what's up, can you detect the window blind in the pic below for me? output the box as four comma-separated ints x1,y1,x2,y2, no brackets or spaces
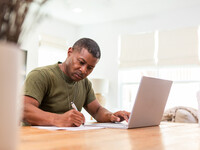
39,34,67,50
119,33,156,68
157,27,199,66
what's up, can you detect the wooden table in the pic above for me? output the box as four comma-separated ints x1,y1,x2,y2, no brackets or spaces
18,122,200,150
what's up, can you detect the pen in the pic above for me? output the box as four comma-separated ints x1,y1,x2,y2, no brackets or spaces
71,102,78,111
71,102,84,125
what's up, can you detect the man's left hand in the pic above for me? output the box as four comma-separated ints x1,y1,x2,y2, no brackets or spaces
110,111,130,122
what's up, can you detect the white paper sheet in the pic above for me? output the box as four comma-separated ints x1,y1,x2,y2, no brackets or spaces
32,125,104,131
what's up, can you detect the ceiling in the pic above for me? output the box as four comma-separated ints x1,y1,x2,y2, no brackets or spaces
41,0,200,25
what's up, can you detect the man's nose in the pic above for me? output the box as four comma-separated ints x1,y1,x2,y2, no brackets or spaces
80,65,87,74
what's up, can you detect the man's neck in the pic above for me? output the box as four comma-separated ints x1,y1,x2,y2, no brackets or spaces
58,63,67,75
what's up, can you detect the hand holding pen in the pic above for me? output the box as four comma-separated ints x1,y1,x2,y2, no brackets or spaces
71,102,85,125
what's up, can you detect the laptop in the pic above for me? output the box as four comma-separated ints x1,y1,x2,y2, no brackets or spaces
87,76,173,129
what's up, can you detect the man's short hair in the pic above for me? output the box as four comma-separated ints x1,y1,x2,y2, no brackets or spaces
72,38,101,59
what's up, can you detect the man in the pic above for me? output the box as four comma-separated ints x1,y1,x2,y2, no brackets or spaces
23,38,130,127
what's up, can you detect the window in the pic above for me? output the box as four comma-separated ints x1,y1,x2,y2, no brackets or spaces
119,66,200,111
38,34,67,67
38,45,66,67
119,27,200,111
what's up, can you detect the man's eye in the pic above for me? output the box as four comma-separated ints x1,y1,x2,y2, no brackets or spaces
79,61,84,65
88,66,93,70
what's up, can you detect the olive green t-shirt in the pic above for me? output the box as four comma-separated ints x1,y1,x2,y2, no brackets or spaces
23,62,96,113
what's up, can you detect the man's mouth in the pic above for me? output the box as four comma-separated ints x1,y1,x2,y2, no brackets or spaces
74,73,83,80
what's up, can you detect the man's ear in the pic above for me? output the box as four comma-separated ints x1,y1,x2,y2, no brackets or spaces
67,47,73,56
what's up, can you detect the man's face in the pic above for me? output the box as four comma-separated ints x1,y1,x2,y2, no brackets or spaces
66,48,99,81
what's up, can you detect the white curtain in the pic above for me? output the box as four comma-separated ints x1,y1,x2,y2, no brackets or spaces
119,33,156,68
157,27,199,66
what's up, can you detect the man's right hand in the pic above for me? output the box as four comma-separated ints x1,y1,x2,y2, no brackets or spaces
23,96,85,127
55,109,85,127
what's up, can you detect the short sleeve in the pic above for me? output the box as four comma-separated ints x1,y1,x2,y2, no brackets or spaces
23,70,49,104
84,78,96,106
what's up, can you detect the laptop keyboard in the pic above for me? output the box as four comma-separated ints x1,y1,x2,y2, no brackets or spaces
87,122,128,129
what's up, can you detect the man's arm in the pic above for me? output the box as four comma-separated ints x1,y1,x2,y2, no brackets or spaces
84,99,130,122
23,96,85,127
